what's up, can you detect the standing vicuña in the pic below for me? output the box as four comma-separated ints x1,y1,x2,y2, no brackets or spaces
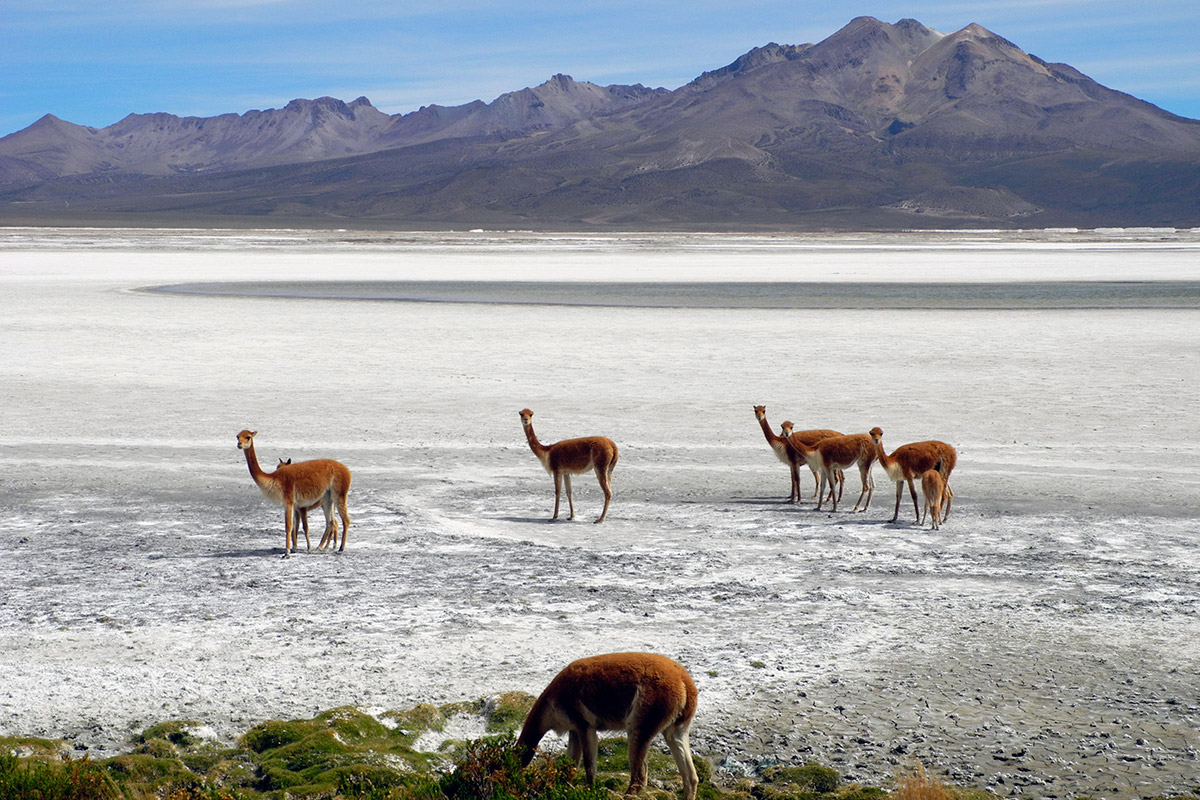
754,405,841,503
802,432,878,512
779,421,844,505
920,460,954,529
753,405,801,502
518,652,699,800
869,427,957,524
237,430,352,556
518,409,618,523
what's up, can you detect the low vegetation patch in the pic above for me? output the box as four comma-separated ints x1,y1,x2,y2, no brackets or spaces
5,706,1192,800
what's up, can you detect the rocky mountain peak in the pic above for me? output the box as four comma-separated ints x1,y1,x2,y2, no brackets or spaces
686,42,812,91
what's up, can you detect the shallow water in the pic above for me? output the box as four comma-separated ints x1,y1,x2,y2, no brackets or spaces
1,228,1198,798
150,279,1200,308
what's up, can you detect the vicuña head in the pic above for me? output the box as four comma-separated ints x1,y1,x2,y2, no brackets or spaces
518,652,698,800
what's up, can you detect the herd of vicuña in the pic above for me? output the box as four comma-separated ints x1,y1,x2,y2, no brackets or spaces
236,406,955,557
754,405,955,525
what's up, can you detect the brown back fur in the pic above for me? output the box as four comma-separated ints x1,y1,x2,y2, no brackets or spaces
813,433,878,511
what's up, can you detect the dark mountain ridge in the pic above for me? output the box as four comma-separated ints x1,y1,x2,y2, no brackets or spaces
3,16,1198,229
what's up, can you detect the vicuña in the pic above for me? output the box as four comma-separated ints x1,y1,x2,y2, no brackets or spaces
794,432,878,512
870,427,957,523
921,460,954,530
517,651,699,800
518,408,618,523
237,430,352,556
779,420,844,505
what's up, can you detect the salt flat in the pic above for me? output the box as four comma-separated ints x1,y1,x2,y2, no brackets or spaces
0,227,1198,798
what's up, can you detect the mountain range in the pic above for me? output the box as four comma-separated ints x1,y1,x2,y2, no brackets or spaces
3,16,1199,229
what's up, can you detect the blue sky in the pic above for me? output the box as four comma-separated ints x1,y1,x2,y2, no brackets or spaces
3,0,1198,137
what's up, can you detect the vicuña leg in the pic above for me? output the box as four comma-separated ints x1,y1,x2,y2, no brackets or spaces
893,477,922,523
551,472,563,520
664,722,699,800
594,459,614,523
580,727,599,785
282,502,297,558
817,468,835,511
626,725,652,795
564,473,576,520
335,496,350,552
291,506,311,551
851,463,874,512
317,494,336,550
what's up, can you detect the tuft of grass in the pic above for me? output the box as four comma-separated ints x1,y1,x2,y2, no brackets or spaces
0,751,118,800
485,692,537,733
241,719,317,754
138,720,204,748
764,762,841,793
892,763,947,800
0,736,73,760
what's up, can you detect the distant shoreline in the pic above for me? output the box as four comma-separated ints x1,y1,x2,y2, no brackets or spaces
144,279,1200,310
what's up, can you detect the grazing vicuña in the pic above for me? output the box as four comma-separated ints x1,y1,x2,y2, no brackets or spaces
518,652,699,800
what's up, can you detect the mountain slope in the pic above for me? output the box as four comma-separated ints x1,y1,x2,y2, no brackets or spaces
2,16,1198,228
0,76,666,183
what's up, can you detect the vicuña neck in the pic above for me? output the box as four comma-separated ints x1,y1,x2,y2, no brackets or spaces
517,697,549,750
243,443,271,487
757,415,781,444
523,424,547,457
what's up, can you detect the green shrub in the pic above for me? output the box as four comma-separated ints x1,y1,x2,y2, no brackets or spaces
486,692,537,733
0,752,118,800
764,762,841,793
438,735,609,800
241,719,315,753
139,720,203,748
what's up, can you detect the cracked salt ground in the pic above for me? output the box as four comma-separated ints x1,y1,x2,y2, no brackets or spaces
1,228,1199,798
